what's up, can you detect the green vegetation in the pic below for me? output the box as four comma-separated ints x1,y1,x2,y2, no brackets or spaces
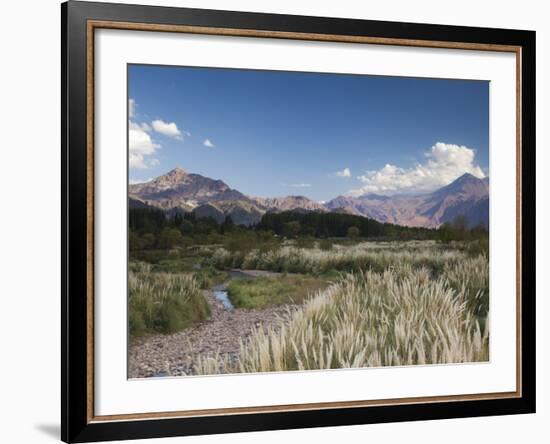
256,211,437,239
347,226,360,238
210,241,459,275
211,241,488,317
129,207,487,255
128,206,490,373
227,275,330,309
129,265,210,338
150,259,228,289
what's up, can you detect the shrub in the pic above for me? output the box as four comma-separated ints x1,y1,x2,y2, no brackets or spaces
466,238,489,257
347,226,360,238
157,227,183,249
128,269,210,338
318,239,333,251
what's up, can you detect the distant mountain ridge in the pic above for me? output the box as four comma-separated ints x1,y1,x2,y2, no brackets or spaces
254,196,327,213
326,173,489,228
129,168,489,228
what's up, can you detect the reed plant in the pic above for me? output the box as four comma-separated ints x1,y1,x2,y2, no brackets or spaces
211,242,464,275
129,268,210,337
194,259,489,375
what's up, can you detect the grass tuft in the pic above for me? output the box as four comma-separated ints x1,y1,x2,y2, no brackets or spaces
129,266,210,338
227,274,330,309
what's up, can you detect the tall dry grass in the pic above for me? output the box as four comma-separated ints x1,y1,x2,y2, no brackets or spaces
194,258,489,375
210,242,464,275
129,265,210,337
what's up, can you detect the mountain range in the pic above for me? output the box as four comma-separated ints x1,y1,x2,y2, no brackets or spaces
129,167,489,229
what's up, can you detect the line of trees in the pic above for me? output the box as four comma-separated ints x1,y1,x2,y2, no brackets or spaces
129,208,237,251
437,214,489,243
128,207,488,252
255,211,436,240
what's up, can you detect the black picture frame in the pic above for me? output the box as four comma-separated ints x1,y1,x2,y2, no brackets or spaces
61,1,536,442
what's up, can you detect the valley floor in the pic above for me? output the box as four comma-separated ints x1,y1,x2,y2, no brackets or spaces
128,239,489,377
128,271,294,378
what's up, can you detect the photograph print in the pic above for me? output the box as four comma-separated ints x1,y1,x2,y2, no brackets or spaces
127,65,489,378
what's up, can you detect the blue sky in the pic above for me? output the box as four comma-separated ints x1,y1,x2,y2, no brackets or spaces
128,64,488,201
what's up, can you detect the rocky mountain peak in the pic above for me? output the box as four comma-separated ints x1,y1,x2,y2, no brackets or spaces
455,172,476,181
162,166,188,182
432,173,488,200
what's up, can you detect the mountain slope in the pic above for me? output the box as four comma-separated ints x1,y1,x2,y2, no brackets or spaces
130,168,489,229
129,167,250,208
326,173,489,228
253,196,327,213
130,168,319,226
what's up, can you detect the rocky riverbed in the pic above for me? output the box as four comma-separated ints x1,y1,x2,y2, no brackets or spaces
128,270,293,378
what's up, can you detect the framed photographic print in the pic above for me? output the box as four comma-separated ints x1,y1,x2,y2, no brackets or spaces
61,1,536,442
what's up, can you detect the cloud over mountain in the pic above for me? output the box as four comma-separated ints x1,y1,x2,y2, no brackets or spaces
350,142,485,196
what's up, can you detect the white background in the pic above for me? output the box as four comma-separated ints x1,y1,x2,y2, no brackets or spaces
0,0,547,443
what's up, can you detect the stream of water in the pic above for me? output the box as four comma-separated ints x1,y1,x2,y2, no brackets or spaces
213,289,234,310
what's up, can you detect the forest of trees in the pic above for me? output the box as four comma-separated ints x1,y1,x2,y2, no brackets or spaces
129,207,487,252
255,211,435,240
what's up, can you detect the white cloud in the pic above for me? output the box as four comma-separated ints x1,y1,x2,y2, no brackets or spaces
290,183,311,188
129,178,153,185
140,122,151,132
130,121,151,132
129,120,160,169
152,119,183,139
129,154,147,169
350,142,485,196
129,98,136,118
203,139,215,148
336,167,351,178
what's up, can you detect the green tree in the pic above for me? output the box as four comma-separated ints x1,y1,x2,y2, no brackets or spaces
347,226,360,239
437,223,454,243
141,233,156,249
158,227,182,249
194,217,220,235
129,230,143,251
471,221,488,239
179,220,194,236
452,214,469,232
283,221,301,238
451,214,469,241
220,215,235,234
